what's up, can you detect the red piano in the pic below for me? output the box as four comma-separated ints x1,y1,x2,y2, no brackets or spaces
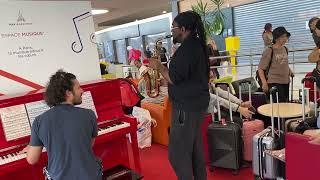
0,79,141,179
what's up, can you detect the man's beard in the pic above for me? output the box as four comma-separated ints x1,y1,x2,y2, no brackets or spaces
73,98,82,105
72,92,82,105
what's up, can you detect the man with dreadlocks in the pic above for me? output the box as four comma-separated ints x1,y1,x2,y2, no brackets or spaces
149,11,209,180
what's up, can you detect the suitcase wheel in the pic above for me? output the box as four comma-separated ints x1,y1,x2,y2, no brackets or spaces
232,169,239,176
209,166,214,172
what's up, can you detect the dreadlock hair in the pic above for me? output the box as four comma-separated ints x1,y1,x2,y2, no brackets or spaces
45,69,77,107
173,11,209,79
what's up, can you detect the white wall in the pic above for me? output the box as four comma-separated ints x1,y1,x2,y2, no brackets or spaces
0,1,101,95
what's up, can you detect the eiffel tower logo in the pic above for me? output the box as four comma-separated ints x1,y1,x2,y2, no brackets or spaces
17,10,25,22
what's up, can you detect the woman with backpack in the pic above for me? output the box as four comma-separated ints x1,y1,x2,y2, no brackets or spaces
257,26,294,102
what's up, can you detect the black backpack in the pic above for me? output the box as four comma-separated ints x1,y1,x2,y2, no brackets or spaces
255,46,288,88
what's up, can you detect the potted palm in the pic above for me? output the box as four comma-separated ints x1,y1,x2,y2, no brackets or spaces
191,0,225,39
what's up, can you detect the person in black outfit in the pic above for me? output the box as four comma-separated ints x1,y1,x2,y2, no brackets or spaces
99,63,107,75
156,41,168,66
148,11,209,180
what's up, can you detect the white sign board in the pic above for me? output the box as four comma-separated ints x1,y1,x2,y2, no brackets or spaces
0,1,101,95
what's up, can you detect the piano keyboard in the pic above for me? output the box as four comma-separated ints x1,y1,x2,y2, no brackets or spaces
0,149,46,166
98,122,130,136
0,122,130,166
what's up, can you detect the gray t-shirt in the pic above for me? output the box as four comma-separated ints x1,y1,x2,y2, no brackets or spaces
30,104,101,180
258,46,290,84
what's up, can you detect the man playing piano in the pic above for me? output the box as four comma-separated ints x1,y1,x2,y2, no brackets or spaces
20,70,102,180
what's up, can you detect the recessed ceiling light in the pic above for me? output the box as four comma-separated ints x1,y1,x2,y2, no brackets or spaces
162,11,167,14
91,9,109,15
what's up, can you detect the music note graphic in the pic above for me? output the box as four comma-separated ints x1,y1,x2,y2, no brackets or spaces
71,12,92,53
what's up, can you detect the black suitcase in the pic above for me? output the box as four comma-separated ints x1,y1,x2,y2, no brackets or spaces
207,83,242,175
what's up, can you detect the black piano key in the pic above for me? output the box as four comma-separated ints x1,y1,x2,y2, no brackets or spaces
1,156,4,159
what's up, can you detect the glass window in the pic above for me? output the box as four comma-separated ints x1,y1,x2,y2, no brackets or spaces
128,37,143,52
144,33,169,56
115,39,127,64
103,41,115,62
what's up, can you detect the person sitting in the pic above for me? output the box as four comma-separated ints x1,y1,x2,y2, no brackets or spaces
306,52,320,103
133,59,148,95
307,20,320,104
303,129,320,145
207,71,255,121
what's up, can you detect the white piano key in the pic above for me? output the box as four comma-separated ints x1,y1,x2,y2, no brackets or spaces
0,148,46,166
98,122,130,136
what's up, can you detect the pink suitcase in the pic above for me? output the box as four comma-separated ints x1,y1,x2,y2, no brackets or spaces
242,119,264,161
239,81,264,161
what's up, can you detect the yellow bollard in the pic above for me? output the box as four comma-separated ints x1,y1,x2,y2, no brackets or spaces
225,36,240,76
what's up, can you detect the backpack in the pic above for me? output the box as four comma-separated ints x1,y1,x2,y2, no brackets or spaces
119,78,144,107
255,46,288,88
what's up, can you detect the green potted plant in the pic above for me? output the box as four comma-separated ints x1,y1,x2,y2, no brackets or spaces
191,0,214,40
191,0,225,39
210,0,225,36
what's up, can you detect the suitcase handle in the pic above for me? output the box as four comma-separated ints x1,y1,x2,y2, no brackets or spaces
302,76,317,117
239,80,252,85
239,81,253,119
269,86,279,138
215,82,230,88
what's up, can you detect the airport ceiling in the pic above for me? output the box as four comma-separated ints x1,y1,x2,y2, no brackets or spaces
27,0,258,31
90,0,173,30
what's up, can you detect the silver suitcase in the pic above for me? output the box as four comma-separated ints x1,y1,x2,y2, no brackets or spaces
252,87,280,179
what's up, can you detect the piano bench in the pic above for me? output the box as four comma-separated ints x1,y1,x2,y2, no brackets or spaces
103,165,143,180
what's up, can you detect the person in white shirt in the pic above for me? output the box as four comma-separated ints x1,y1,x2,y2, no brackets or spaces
207,71,254,120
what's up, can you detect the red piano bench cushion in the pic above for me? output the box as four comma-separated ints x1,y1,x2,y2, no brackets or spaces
286,132,320,180
141,96,172,146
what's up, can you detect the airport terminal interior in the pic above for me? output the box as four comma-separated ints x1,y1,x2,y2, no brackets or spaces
0,0,320,179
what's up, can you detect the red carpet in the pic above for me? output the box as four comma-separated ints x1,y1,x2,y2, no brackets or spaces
140,144,253,180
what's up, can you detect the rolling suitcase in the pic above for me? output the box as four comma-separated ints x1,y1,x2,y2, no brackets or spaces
238,81,264,162
253,87,280,180
285,77,318,133
207,83,242,175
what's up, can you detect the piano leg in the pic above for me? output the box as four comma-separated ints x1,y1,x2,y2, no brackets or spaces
129,126,142,173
